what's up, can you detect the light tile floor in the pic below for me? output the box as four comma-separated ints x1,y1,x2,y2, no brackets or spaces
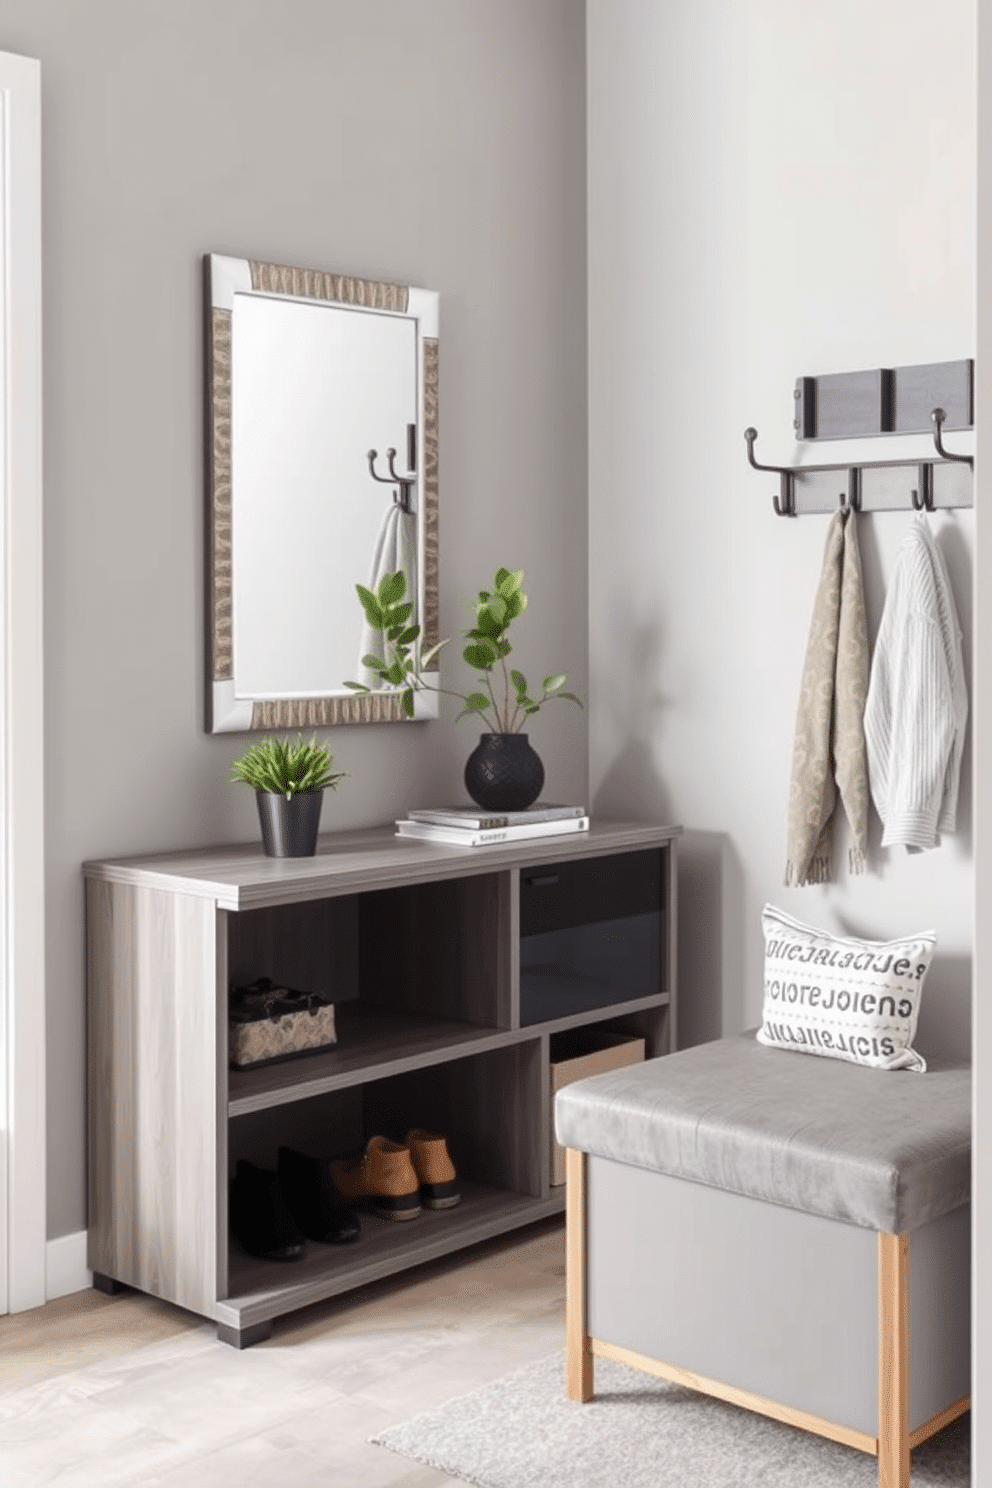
0,1217,566,1487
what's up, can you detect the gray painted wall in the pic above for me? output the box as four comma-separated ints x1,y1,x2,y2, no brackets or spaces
0,0,587,1240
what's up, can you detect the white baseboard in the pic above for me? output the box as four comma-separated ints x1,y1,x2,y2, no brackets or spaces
46,1230,92,1300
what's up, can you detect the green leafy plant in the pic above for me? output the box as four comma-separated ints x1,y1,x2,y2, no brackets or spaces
345,566,581,733
345,570,446,720
231,735,345,799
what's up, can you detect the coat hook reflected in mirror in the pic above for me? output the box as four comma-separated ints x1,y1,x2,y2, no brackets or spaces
368,422,418,515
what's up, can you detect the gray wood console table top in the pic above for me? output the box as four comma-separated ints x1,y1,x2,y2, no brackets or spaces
84,819,679,908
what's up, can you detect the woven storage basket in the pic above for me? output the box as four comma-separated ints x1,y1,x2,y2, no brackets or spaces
229,977,337,1070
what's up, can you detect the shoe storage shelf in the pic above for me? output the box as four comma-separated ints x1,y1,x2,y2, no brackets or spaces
84,819,679,1347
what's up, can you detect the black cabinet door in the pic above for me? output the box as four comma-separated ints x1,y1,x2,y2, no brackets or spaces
519,849,664,1025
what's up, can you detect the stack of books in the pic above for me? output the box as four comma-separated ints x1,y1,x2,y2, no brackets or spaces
395,803,589,847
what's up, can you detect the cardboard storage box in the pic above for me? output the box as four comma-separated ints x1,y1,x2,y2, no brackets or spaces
549,1029,645,1185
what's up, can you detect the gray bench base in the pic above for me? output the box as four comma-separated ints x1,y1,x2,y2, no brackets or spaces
565,1149,970,1488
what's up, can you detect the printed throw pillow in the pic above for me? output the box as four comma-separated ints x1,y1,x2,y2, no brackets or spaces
757,905,935,1073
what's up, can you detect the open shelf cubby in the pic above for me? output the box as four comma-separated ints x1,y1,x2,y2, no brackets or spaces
85,819,679,1346
220,1181,567,1336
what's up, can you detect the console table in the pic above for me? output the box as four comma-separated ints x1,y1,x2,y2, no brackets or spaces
84,819,679,1347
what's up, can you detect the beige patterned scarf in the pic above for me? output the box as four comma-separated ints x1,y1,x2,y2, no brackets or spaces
785,509,869,886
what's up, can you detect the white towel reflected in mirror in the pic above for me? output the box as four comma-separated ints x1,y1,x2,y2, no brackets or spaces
356,503,418,689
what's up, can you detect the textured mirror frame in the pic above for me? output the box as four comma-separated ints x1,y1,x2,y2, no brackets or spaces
204,254,440,733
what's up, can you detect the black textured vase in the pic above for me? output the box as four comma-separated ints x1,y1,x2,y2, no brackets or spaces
256,791,323,857
464,733,545,812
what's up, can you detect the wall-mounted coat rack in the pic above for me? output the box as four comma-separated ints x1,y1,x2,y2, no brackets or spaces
367,422,417,515
746,360,974,517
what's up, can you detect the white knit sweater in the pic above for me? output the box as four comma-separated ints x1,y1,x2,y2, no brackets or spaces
864,515,967,850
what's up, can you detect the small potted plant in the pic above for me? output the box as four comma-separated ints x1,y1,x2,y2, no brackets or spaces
231,735,345,857
346,567,581,810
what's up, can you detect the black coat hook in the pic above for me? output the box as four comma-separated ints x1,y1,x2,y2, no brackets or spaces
744,428,795,516
842,467,861,513
931,408,973,469
911,467,934,512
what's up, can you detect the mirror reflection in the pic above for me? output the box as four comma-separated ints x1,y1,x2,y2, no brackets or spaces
205,254,440,733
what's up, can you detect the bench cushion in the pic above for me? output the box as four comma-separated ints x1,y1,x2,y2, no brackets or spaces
554,1032,970,1234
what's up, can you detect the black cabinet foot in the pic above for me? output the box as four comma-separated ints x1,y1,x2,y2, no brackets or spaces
217,1319,272,1349
92,1271,129,1296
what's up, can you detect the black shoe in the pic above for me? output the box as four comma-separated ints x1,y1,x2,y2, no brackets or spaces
230,1160,307,1261
278,1146,362,1244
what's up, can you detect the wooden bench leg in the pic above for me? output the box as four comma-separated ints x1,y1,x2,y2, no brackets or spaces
565,1146,593,1401
878,1231,909,1488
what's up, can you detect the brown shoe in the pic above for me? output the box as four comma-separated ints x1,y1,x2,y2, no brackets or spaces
331,1137,421,1221
405,1129,461,1209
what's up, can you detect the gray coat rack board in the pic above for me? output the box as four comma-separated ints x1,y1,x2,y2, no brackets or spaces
794,360,972,441
745,358,974,517
786,458,972,517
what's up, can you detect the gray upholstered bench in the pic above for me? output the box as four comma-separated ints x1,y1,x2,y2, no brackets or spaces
555,1033,971,1488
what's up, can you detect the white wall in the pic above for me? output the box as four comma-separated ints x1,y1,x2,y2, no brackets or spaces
0,0,588,1240
589,0,975,1057
973,0,990,1473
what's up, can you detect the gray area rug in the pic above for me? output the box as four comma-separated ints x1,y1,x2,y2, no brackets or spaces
371,1353,970,1487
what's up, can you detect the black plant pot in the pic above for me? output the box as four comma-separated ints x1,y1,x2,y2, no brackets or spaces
464,733,545,812
256,791,324,857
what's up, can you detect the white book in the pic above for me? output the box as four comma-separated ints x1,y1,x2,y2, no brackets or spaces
406,803,586,831
395,815,590,848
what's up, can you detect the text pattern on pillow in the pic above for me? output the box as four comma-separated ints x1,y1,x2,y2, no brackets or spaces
757,905,935,1072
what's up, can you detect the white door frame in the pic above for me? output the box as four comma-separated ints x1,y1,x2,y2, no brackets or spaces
976,8,992,1477
0,49,45,1316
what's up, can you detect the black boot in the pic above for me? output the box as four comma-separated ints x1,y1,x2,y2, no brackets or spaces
278,1146,361,1244
230,1160,307,1261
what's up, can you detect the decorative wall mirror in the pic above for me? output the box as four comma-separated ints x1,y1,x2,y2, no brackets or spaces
204,254,439,732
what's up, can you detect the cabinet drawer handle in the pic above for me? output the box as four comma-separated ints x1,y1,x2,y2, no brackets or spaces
525,874,560,887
